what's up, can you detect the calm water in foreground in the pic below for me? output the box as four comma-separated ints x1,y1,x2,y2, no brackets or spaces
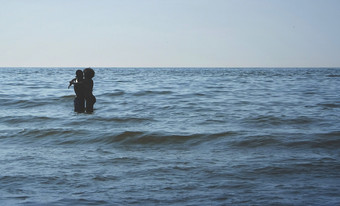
0,67,339,205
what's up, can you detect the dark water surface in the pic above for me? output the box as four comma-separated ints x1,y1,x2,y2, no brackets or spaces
0,68,339,205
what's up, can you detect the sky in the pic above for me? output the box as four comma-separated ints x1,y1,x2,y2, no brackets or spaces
1,0,340,67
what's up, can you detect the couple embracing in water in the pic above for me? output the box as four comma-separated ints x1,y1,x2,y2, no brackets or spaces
69,68,96,113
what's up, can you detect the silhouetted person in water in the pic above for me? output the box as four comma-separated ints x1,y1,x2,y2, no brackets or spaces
83,68,96,113
69,70,85,113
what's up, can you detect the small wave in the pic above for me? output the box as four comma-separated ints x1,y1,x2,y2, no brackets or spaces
229,135,281,148
98,90,125,97
4,128,81,145
192,93,206,96
18,128,76,139
60,95,75,99
327,74,340,77
252,158,340,176
252,165,309,176
132,90,173,97
89,116,153,123
285,116,317,124
244,115,282,126
1,98,36,108
4,128,99,146
244,115,317,126
1,97,67,108
3,128,237,147
84,131,202,145
101,130,239,146
315,131,340,149
92,174,119,182
284,131,340,149
318,103,340,108
6,127,339,149
64,130,238,146
1,115,59,125
23,199,109,206
319,130,340,138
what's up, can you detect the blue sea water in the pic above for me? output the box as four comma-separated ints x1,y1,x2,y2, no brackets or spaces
0,67,339,205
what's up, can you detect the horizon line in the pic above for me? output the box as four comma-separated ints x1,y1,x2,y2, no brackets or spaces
1,66,340,69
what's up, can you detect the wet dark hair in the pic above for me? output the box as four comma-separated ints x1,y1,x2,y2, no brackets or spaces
84,68,95,79
76,70,83,78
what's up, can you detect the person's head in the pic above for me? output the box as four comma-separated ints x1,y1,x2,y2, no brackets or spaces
76,70,83,79
84,68,95,79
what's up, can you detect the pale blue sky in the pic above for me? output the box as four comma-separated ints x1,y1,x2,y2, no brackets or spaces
1,0,340,67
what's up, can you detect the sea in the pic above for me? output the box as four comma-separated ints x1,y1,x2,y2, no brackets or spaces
0,67,339,205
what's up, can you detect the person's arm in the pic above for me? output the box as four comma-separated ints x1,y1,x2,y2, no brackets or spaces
68,78,77,89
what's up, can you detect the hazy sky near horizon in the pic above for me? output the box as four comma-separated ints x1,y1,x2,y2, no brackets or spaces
1,0,340,67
